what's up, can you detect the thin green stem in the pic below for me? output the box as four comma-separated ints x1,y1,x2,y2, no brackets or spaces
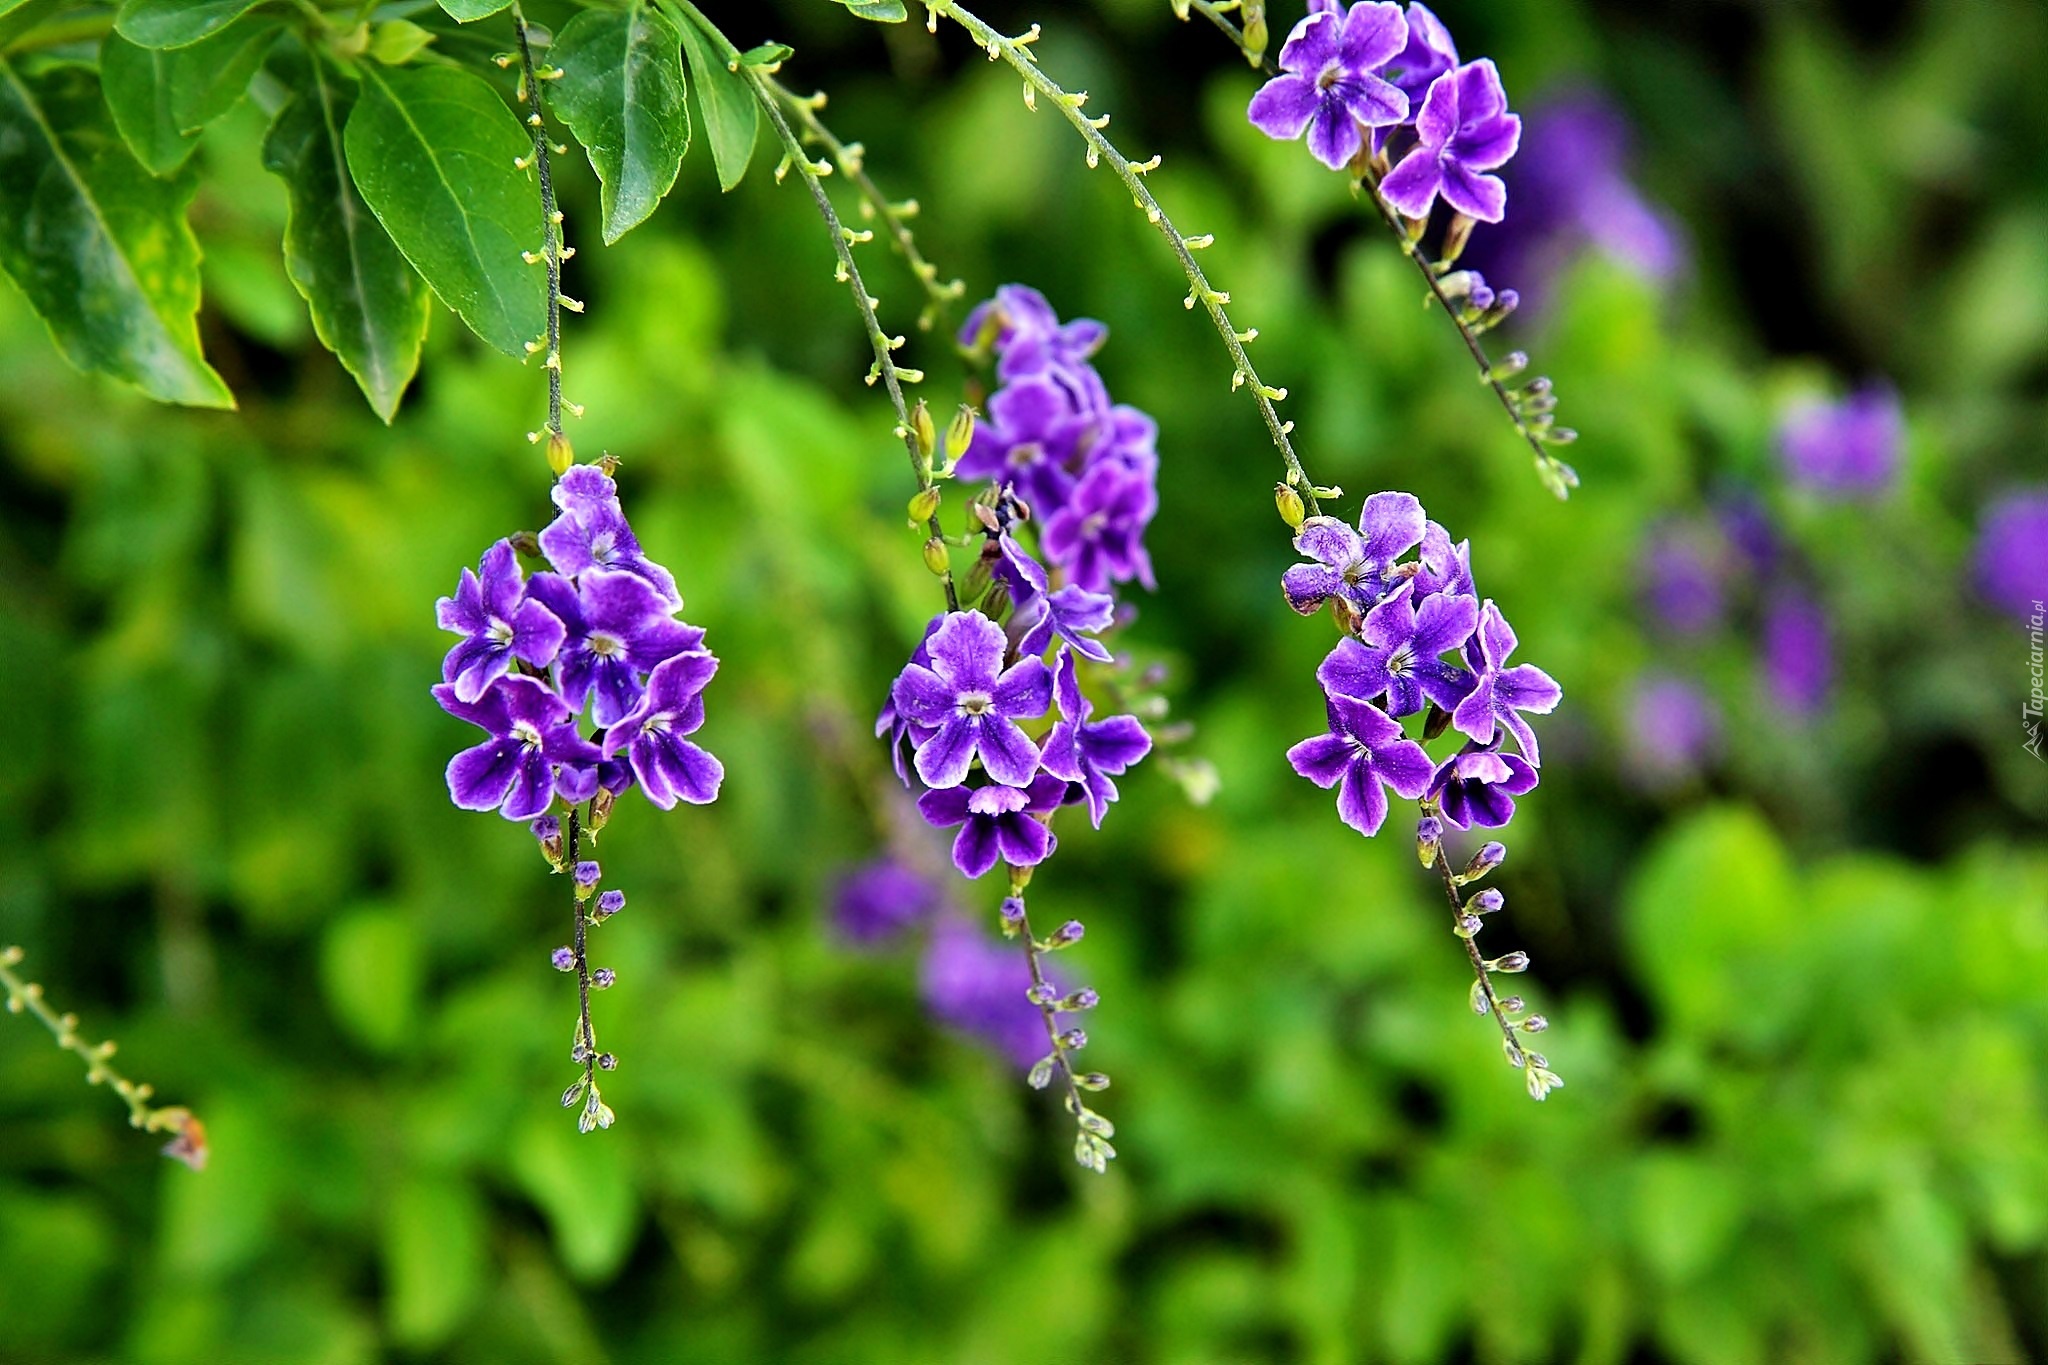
712,30,959,609
760,74,966,332
924,0,1325,517
1179,0,1577,498
1,944,205,1164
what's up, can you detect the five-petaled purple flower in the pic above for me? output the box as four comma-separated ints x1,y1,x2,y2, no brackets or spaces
438,675,602,821
602,651,724,809
539,466,683,607
1041,460,1158,594
436,539,566,703
918,774,1071,879
1428,742,1538,829
526,569,704,727
1282,493,1427,616
1287,693,1435,836
1318,581,1477,716
1453,600,1562,764
1042,648,1153,827
1248,2,1412,171
1380,59,1522,223
891,611,1053,788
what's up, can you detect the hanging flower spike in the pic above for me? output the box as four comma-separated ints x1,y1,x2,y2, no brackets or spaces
1451,599,1562,763
436,539,567,703
917,774,1071,879
601,650,725,808
1380,59,1522,223
1042,647,1154,827
1247,2,1412,171
1428,741,1538,829
525,569,706,727
1316,580,1478,716
890,610,1053,788
1286,693,1435,836
436,675,602,820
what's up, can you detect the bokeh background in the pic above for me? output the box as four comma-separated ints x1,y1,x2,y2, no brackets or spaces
3,0,2046,1360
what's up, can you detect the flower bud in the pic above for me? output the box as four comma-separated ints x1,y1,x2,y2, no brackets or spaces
573,861,601,899
1497,995,1525,1014
1486,951,1529,974
592,968,616,989
1057,1028,1088,1050
596,889,625,918
1060,988,1100,1012
545,431,574,476
1076,1071,1111,1091
921,537,950,577
945,404,977,463
1046,919,1085,948
1517,1014,1549,1034
908,485,941,525
1468,887,1504,914
1454,913,1483,939
532,815,565,868
909,399,937,463
1026,982,1058,1006
1416,814,1444,868
551,947,575,972
589,786,617,833
561,1077,589,1108
1462,842,1507,882
999,896,1026,937
1275,481,1305,529
1440,212,1476,265
597,1051,618,1070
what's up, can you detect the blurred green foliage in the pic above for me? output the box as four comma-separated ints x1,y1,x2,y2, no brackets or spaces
2,1,2045,1362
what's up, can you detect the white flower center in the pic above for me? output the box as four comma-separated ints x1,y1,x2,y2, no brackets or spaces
959,691,994,716
1387,644,1415,677
488,617,516,647
588,632,622,658
512,720,544,750
590,531,616,563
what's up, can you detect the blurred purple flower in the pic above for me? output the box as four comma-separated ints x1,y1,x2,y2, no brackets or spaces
1972,490,2048,621
921,916,1055,1069
1761,587,1831,716
1776,386,1903,498
1463,90,1685,311
1625,673,1720,788
832,858,940,946
1716,492,1779,579
1638,523,1728,636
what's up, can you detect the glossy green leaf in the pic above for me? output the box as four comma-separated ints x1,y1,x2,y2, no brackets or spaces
434,0,510,19
550,2,689,244
100,18,281,176
676,7,757,192
0,60,231,406
342,62,545,357
113,0,265,49
832,0,909,19
263,60,431,421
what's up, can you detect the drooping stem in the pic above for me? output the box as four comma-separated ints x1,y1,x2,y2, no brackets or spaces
761,75,967,332
1433,848,1527,1068
567,806,595,1083
1178,0,1578,499
512,6,572,448
921,0,1326,517
1,945,206,1166
716,38,959,609
1005,873,1116,1172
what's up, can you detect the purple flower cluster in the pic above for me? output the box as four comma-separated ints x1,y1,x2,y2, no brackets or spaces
956,285,1159,595
434,465,723,819
1283,492,1560,837
1776,386,1903,498
1249,2,1521,225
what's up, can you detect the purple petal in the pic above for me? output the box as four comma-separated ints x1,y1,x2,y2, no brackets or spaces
1440,162,1508,223
1334,761,1391,836
1337,2,1410,71
1357,492,1427,564
990,655,1053,720
1287,732,1354,787
509,598,567,668
499,749,557,822
1306,99,1365,170
1411,66,1459,147
975,717,1042,787
436,568,487,636
926,611,1007,692
1374,738,1436,798
1378,148,1444,218
891,663,957,728
447,738,519,811
631,731,723,809
1084,714,1153,773
916,785,973,828
993,812,1054,867
1248,74,1321,141
951,818,1002,878
914,715,980,789
1277,10,1341,74
1318,637,1391,703
1283,563,1344,615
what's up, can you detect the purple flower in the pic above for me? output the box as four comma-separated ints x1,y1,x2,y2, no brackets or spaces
1042,648,1153,828
1973,490,2048,621
1775,387,1903,497
890,611,1053,788
1248,2,1411,171
1639,523,1728,636
1379,2,1458,108
920,916,1052,1069
960,285,1108,386
1380,60,1522,223
1317,581,1478,716
1717,493,1779,578
1286,693,1435,837
992,534,1116,664
917,774,1069,878
600,650,723,808
1281,493,1426,616
877,615,944,786
538,466,682,607
435,539,566,704
1452,600,1562,764
1427,742,1537,829
436,675,601,821
1626,673,1720,788
1761,586,1831,716
831,858,941,946
955,376,1093,518
1040,460,1157,594
525,569,703,727
1413,520,1475,598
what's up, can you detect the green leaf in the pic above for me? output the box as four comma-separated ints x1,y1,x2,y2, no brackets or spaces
263,60,431,421
0,60,232,406
550,1,689,244
675,7,757,192
833,0,909,19
739,42,793,67
381,1174,485,1348
114,0,266,49
342,62,545,357
434,0,511,19
100,18,281,176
